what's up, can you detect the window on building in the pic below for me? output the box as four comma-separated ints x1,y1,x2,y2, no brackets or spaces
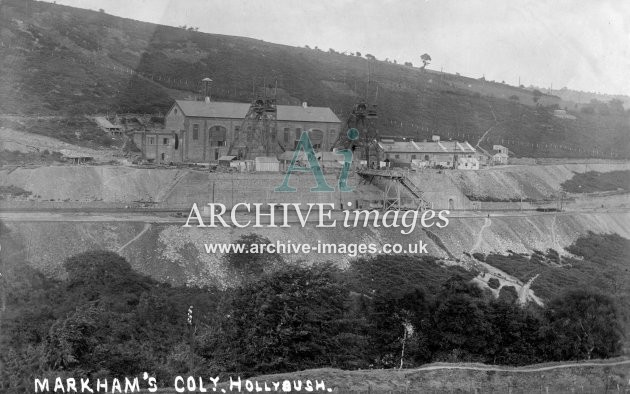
293,128,303,148
209,126,227,147
283,128,290,144
163,138,169,145
174,109,178,115
311,129,323,150
395,154,400,159
192,124,199,140
424,155,430,161
148,137,155,145
411,155,416,160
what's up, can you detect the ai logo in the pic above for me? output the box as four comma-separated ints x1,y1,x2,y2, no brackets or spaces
275,128,359,192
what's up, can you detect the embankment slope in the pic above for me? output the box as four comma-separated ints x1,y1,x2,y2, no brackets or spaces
3,212,629,289
2,162,630,207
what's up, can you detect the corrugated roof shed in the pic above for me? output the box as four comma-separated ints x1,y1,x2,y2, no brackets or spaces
378,140,476,154
94,117,121,129
378,141,417,153
174,100,340,123
255,156,279,163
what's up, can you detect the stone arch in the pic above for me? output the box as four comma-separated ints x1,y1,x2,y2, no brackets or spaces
208,125,227,140
310,129,324,149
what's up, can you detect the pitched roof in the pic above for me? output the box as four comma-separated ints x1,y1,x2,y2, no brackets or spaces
174,100,340,123
276,105,339,123
378,141,419,153
377,140,476,154
255,156,279,163
94,117,121,129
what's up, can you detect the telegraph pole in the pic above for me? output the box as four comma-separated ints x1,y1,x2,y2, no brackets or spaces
187,305,195,373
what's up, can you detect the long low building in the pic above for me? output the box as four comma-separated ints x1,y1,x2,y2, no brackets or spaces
133,99,341,163
378,137,479,169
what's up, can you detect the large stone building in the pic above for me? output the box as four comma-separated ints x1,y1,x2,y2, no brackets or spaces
133,99,341,163
377,136,478,169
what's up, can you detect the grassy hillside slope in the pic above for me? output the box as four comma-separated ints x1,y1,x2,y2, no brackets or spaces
197,360,630,394
0,0,628,158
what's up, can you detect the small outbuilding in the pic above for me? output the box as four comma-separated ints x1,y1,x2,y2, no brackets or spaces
218,155,237,167
490,150,509,165
254,156,280,172
60,149,93,165
94,117,123,135
457,156,480,170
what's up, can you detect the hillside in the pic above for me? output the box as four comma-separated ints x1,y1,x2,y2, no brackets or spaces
1,220,629,392
0,0,629,158
199,360,630,394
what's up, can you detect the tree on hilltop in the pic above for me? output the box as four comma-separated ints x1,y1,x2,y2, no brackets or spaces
532,89,543,105
420,53,431,70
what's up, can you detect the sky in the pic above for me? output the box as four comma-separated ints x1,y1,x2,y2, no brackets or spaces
51,0,630,95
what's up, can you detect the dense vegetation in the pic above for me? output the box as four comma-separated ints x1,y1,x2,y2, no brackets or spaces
561,170,630,193
477,232,630,349
0,0,629,157
0,232,625,392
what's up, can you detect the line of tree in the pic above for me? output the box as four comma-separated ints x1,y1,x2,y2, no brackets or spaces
0,234,624,392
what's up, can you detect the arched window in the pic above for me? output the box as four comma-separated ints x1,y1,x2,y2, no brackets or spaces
310,129,323,150
209,125,227,147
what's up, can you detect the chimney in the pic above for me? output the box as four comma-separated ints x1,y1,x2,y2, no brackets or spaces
202,77,213,103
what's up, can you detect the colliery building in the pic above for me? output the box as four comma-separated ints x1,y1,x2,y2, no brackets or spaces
377,136,479,169
134,99,341,163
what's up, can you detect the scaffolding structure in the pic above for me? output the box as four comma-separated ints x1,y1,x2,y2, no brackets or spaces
332,100,380,167
227,97,279,160
357,168,430,210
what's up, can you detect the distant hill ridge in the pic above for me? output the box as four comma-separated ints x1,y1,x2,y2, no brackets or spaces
0,0,628,158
